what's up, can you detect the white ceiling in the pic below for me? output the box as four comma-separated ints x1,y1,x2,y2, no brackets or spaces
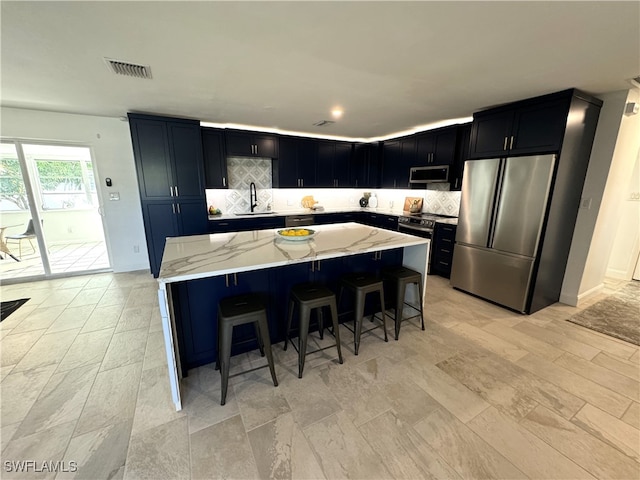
1,1,639,140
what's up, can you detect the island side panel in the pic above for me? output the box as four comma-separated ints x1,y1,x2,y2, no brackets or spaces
158,283,183,411
402,240,430,303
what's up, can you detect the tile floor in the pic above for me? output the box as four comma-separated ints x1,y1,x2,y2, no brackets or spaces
0,271,638,479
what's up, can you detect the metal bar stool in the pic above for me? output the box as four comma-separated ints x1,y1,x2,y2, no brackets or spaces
217,293,278,405
382,266,425,340
338,272,388,355
285,282,343,378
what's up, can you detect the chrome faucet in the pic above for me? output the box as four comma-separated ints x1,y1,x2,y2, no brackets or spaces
249,182,258,212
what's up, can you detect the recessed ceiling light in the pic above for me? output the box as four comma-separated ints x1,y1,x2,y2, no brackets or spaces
331,108,343,119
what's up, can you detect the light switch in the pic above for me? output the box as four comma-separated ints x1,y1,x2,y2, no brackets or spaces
109,192,120,201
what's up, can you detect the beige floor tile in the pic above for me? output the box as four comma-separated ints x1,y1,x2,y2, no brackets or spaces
572,403,640,462
14,363,100,438
56,328,114,372
437,353,538,421
57,420,132,480
413,408,527,479
279,369,342,429
0,422,20,454
1,421,76,479
517,353,632,417
45,304,95,333
233,369,291,431
97,287,132,308
1,328,46,367
67,286,106,308
546,319,638,360
450,322,529,362
358,410,462,479
403,354,490,423
8,305,64,334
80,303,125,333
125,417,190,480
622,402,640,428
190,415,259,480
482,321,565,360
74,362,142,436
142,330,166,371
554,352,640,402
592,351,640,382
468,406,596,479
100,328,148,372
248,412,326,480
39,287,82,308
115,305,153,334
513,322,601,360
131,365,186,436
1,365,56,426
521,405,639,479
12,329,79,373
303,410,393,479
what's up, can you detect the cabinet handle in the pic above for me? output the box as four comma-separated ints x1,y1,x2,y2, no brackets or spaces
443,238,452,243
316,260,321,271
177,203,181,214
442,249,451,254
233,273,238,286
171,203,175,214
509,136,514,150
175,186,179,197
225,274,229,288
223,177,226,187
301,179,304,187
503,137,508,151
311,261,315,272
170,186,174,197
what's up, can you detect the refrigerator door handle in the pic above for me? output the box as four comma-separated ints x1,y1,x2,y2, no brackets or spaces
488,159,505,249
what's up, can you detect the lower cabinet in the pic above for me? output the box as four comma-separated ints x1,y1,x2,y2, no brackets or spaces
431,223,457,278
173,247,404,371
209,216,285,233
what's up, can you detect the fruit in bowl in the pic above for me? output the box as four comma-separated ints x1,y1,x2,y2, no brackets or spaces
277,228,316,240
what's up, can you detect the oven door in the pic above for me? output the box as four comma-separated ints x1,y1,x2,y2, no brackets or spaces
398,223,434,273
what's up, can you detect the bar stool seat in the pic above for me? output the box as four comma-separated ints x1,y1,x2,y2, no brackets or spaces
338,272,388,355
382,266,425,340
217,293,278,405
285,282,343,378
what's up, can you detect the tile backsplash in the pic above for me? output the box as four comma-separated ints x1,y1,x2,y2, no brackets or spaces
212,157,273,213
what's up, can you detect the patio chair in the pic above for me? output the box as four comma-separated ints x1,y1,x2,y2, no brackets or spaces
5,219,37,259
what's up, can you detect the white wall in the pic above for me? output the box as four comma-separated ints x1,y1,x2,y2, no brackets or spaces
0,107,150,273
561,89,640,305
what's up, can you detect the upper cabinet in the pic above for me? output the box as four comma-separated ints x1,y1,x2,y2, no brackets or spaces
274,136,317,188
129,114,205,200
316,140,353,187
469,92,572,159
225,130,278,158
416,126,458,166
201,127,228,188
381,136,416,188
351,142,381,188
450,123,471,191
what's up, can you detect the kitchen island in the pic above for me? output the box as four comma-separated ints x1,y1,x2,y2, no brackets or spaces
157,222,429,410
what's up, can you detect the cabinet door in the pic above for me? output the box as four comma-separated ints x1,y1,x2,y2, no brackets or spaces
202,129,228,188
276,138,300,188
510,98,569,155
225,132,255,156
298,139,317,187
334,142,352,187
416,133,435,164
130,118,173,199
397,137,417,187
381,140,401,188
168,123,205,198
253,135,278,158
451,124,471,191
143,201,180,277
177,199,208,236
432,128,458,166
316,141,335,187
468,110,514,159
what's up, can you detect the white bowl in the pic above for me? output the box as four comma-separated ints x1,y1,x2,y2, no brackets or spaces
276,228,316,241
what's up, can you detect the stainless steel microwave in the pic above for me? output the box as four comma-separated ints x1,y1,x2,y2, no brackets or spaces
409,165,449,184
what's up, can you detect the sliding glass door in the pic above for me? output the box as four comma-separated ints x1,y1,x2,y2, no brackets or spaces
0,140,110,281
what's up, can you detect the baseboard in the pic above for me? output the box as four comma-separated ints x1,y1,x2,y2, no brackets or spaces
560,283,604,307
605,266,633,281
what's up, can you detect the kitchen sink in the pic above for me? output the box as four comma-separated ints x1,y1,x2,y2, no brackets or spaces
234,211,278,216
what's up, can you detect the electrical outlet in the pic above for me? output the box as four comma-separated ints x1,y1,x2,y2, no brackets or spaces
580,197,592,209
133,245,140,253
109,192,120,201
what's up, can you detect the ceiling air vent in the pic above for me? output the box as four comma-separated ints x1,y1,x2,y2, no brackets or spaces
313,120,335,127
104,58,152,79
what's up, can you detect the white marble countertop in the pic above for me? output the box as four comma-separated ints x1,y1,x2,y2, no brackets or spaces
158,222,428,284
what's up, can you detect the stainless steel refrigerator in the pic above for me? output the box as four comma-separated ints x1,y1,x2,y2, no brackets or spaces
450,154,556,313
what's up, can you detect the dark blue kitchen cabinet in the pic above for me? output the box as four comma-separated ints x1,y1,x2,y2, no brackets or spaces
226,130,278,158
469,93,571,159
416,126,458,166
129,114,208,277
365,213,398,231
274,137,317,188
201,128,228,188
432,223,457,278
451,123,471,191
209,216,285,233
352,143,381,188
381,137,415,188
175,269,271,370
316,140,353,187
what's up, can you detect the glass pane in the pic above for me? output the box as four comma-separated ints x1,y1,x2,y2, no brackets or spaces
0,142,45,278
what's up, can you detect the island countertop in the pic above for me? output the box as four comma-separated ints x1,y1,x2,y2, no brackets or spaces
158,222,429,284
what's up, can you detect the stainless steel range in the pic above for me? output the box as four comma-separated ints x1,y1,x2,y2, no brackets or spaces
397,212,455,272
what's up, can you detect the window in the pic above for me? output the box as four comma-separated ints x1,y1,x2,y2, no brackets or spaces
35,158,96,210
0,147,29,211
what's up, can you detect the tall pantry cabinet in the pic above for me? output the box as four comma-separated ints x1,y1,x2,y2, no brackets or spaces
128,113,208,277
